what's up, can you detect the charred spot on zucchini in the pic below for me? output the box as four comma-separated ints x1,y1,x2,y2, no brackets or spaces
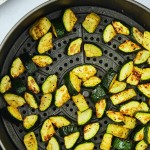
32,55,53,67
0,75,11,94
40,118,55,142
131,27,143,44
138,83,150,98
95,98,107,118
142,31,150,51
24,92,38,109
63,8,77,32
134,50,150,65
72,93,89,112
64,132,80,149
27,76,40,94
64,71,82,96
38,32,53,54
50,116,70,128
103,24,117,43
77,108,92,126
10,57,25,78
42,74,57,94
112,21,130,35
23,132,38,150
84,43,102,57
141,68,150,81
29,17,51,40
118,61,133,81
67,38,82,56
119,40,141,53
4,93,26,107
23,114,39,130
135,140,148,150
84,122,100,140
91,84,106,103
135,111,150,124
54,85,70,107
74,142,94,150
46,136,60,150
82,12,100,33
39,93,52,111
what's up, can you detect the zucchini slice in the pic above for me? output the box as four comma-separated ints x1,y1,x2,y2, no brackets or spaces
10,57,25,78
64,71,82,96
106,110,124,123
101,68,117,90
29,17,51,40
38,32,53,54
54,85,70,107
23,114,39,130
27,76,40,94
123,116,136,129
46,137,60,150
77,108,92,126
40,118,55,142
142,31,150,51
23,132,38,150
119,40,141,53
126,66,142,85
84,122,100,140
100,133,113,150
42,74,57,94
112,138,134,150
112,21,130,35
134,126,144,141
39,93,52,111
120,101,140,116
2,106,23,122
140,102,149,112
147,57,150,64
118,61,134,81
131,27,143,44
20,53,38,74
0,75,11,94
63,8,77,32
24,92,38,109
138,83,150,98
110,88,136,105
67,38,82,55
141,68,150,81
84,43,102,57
12,78,26,94
103,24,117,43
144,125,150,144
95,98,107,118
32,55,53,67
83,76,101,88
82,12,100,33
49,116,70,128
4,93,26,107
74,142,94,150
72,93,89,112
91,84,106,103
64,132,80,149
135,111,150,124
134,50,150,65
72,65,97,81
109,80,126,94
135,140,148,150
106,124,130,139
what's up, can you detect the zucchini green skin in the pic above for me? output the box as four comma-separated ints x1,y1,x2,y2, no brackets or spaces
12,78,26,94
112,138,134,150
91,84,106,103
144,125,150,144
142,31,150,51
46,136,60,150
20,53,38,74
102,68,117,90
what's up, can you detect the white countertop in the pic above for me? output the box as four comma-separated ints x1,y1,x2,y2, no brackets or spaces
0,0,150,45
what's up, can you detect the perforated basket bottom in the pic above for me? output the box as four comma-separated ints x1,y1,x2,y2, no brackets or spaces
0,6,147,150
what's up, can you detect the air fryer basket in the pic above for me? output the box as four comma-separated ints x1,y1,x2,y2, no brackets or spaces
0,0,150,150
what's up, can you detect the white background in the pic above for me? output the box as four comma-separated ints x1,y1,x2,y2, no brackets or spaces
0,0,150,45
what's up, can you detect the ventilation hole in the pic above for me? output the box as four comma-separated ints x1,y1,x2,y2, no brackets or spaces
93,112,96,116
109,53,113,57
64,63,68,67
32,109,35,112
48,50,51,54
108,42,111,45
21,76,25,80
66,103,69,107
118,61,122,65
127,56,130,60
41,77,44,81
76,57,79,61
73,103,76,106
104,120,108,124
22,110,26,114
39,95,42,99
63,40,67,44
61,142,64,146
99,28,103,32
84,37,88,40
53,46,56,50
55,72,58,75
69,39,72,42
43,113,47,116
90,37,94,40
73,28,77,32
104,50,108,54
99,60,103,64
35,133,38,137
99,75,102,78
16,123,20,127
93,58,96,61
58,54,62,57
46,67,49,70
94,137,97,141
105,63,108,67
70,108,73,112
70,60,73,63
139,93,143,97
118,36,122,41
96,38,100,42
87,57,90,60
113,44,116,48
104,19,108,23
27,43,31,47
59,67,63,71
75,112,77,115
58,43,61,47
139,99,142,103
19,129,23,133
94,146,97,149
23,48,27,52
87,101,89,105
33,52,36,55
54,57,57,61
114,57,117,60
100,135,103,139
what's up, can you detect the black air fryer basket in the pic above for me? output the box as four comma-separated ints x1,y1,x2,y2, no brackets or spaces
0,0,150,149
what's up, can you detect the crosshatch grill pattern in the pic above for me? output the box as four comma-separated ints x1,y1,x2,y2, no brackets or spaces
0,6,147,150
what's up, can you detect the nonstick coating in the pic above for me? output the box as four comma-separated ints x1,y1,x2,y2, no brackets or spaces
0,0,150,150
